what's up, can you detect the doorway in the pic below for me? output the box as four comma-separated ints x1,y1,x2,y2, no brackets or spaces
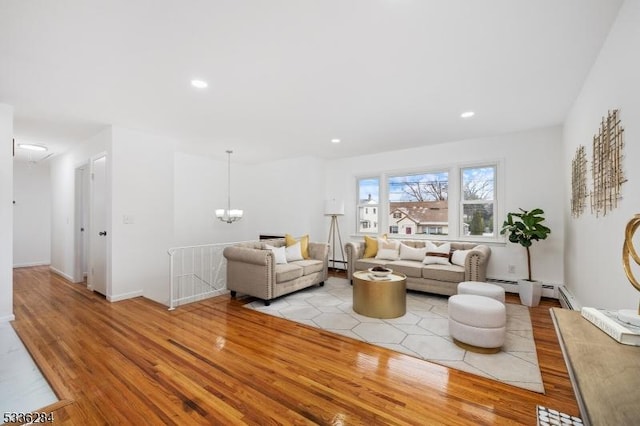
73,164,89,284
88,153,108,296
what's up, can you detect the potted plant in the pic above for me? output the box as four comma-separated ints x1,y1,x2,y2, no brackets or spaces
500,208,551,307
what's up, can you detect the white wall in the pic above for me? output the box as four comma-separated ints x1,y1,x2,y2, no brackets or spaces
563,0,640,310
110,127,175,304
173,152,253,246
173,153,326,246
13,160,51,267
0,104,14,322
50,127,110,280
325,126,565,285
249,156,326,241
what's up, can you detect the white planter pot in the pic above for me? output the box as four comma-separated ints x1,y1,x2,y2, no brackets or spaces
518,279,542,307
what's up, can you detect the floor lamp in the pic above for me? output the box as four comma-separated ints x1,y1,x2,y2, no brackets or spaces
325,199,345,271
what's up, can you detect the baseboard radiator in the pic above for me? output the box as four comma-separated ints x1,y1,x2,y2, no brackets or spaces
557,285,581,310
486,278,558,299
167,241,245,310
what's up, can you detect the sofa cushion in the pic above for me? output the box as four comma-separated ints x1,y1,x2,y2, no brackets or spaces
451,249,471,267
290,259,324,275
285,234,310,259
386,260,423,278
285,242,304,262
375,239,400,260
422,264,465,282
363,235,379,258
355,258,388,271
399,243,427,261
265,244,288,264
275,264,304,283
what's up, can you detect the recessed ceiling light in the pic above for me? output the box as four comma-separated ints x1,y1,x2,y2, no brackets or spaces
18,143,47,152
191,80,208,89
331,139,341,144
460,111,475,118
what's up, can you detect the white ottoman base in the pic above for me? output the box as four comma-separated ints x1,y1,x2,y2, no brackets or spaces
449,318,506,351
448,294,507,353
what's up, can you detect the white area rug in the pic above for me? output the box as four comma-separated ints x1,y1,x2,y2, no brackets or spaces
245,277,544,393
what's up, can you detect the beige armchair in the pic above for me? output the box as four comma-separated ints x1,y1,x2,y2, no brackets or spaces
223,239,329,305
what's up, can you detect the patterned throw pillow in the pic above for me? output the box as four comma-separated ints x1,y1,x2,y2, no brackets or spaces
423,242,451,265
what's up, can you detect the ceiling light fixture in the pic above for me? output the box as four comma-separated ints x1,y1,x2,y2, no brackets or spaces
191,79,208,89
460,111,475,119
331,139,341,144
215,150,243,224
18,143,48,152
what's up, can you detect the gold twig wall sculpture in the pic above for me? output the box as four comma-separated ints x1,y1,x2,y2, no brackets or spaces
590,109,626,217
571,145,588,217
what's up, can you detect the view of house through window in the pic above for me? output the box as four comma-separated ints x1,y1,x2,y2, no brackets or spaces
388,171,449,236
357,177,379,233
357,163,497,239
461,166,496,237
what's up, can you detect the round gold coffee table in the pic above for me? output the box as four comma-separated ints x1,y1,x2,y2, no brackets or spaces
352,270,407,318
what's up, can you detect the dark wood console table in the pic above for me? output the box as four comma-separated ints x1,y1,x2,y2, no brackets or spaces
550,307,640,425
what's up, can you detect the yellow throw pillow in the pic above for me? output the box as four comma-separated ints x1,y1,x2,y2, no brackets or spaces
363,235,380,258
285,234,310,259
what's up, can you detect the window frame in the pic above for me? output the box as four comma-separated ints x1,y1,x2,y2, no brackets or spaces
460,164,498,240
356,176,381,235
355,160,502,242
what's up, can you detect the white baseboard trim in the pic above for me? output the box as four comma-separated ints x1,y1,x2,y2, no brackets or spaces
0,314,16,322
108,290,144,302
13,261,50,268
49,266,73,281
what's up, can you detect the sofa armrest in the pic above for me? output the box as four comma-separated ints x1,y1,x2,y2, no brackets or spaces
464,245,491,282
308,242,329,281
223,246,271,266
308,242,329,261
345,241,365,280
223,246,275,300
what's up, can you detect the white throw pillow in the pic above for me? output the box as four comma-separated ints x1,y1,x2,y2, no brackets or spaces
423,242,451,265
265,244,288,264
285,241,304,262
375,239,400,260
399,243,428,261
451,249,471,267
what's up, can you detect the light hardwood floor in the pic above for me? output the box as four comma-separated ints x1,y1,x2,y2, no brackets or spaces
11,266,578,425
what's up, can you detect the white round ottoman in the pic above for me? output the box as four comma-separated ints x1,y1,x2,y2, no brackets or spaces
448,294,506,353
458,281,505,303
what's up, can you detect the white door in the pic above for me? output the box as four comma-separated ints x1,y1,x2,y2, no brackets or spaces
89,154,107,295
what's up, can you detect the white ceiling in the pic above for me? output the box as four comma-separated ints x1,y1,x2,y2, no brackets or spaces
0,0,624,164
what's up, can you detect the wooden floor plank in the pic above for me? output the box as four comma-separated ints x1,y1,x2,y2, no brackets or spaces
11,266,578,425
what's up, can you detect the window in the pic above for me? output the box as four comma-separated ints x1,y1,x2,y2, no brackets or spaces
357,177,379,233
461,166,496,237
388,171,449,236
356,162,499,240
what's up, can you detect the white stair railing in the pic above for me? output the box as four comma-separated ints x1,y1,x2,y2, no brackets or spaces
167,241,245,310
